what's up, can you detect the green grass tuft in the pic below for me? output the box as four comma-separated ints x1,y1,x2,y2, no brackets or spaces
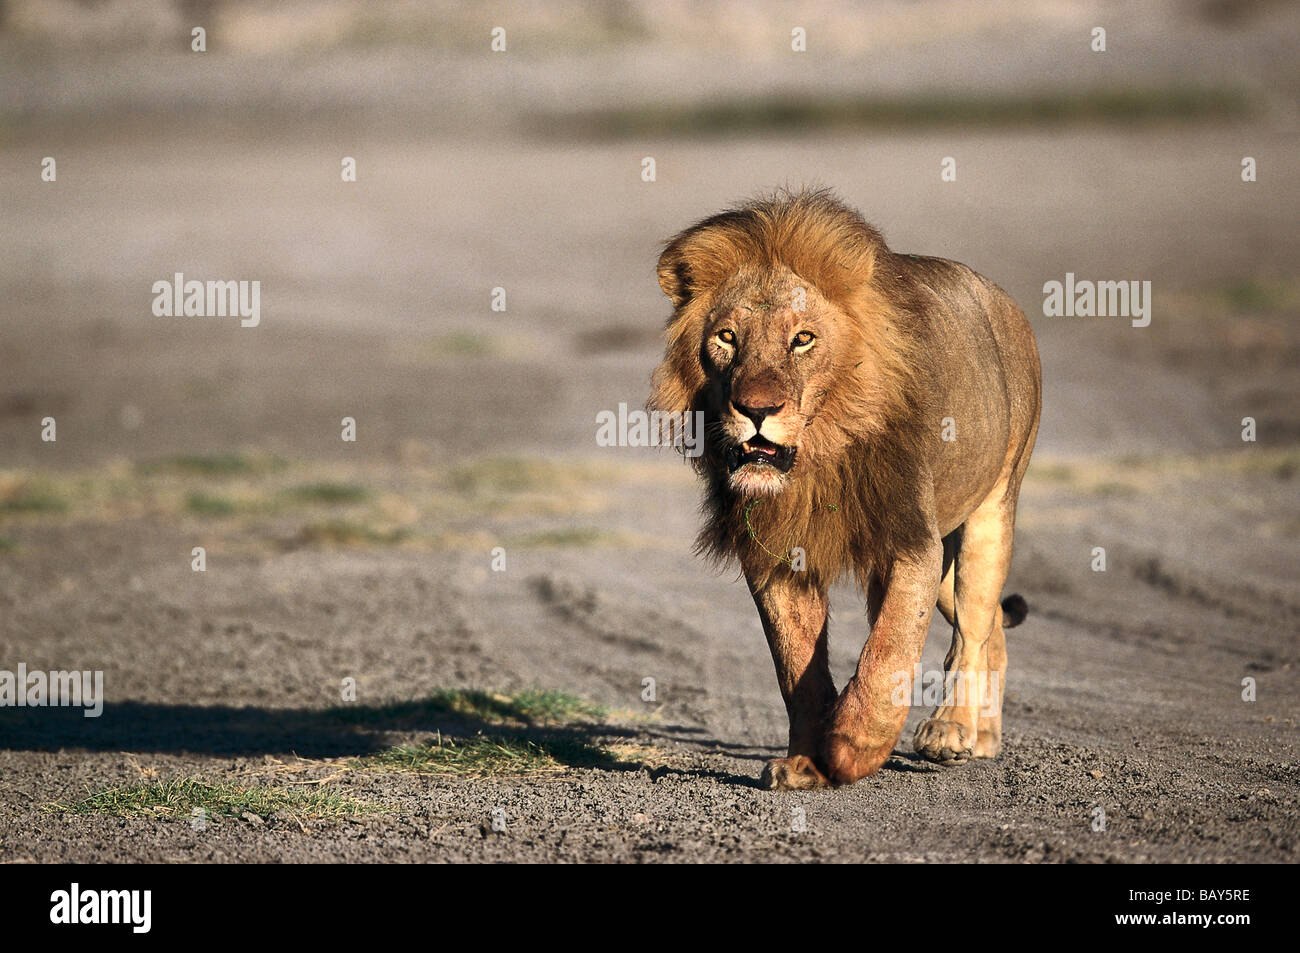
137,452,287,477
293,519,407,546
333,689,618,776
511,527,611,548
283,482,370,504
539,86,1252,140
449,457,613,495
53,776,378,821
0,480,69,514
185,491,238,516
429,332,497,356
360,734,624,776
1218,280,1300,313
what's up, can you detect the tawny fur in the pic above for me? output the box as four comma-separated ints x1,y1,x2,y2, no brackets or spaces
648,187,1042,788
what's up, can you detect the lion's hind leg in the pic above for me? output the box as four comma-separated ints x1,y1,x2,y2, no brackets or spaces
913,485,1016,765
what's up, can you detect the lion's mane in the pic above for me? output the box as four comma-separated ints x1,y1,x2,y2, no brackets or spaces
649,189,939,589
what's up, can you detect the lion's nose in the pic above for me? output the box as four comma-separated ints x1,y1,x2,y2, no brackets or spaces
732,400,784,430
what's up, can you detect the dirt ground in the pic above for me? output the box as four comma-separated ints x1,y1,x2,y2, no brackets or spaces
1,2,1298,863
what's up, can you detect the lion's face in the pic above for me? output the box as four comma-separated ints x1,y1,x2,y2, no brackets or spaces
652,192,909,506
701,271,845,497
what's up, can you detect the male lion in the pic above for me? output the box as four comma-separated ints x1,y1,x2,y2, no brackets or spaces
649,189,1041,790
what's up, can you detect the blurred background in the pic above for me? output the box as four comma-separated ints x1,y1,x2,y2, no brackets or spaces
0,1,1297,862
2,0,1297,466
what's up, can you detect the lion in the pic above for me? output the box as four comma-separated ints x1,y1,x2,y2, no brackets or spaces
649,189,1041,790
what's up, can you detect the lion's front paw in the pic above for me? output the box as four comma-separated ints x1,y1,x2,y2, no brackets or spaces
913,718,974,765
760,755,829,791
822,732,892,786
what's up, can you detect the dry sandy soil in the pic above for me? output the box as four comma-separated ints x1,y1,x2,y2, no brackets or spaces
0,1,1297,863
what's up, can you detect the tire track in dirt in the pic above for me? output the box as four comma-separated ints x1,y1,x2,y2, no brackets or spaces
527,572,696,666
1130,554,1300,631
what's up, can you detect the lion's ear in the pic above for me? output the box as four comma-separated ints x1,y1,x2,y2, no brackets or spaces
656,241,694,309
658,214,746,309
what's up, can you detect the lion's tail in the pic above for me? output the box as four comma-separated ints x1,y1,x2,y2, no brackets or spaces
1001,594,1029,628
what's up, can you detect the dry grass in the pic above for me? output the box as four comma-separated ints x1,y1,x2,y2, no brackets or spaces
0,455,645,551
1026,447,1300,494
51,776,379,821
539,86,1252,140
357,734,636,777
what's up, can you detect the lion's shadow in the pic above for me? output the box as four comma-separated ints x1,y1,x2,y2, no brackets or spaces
0,699,765,787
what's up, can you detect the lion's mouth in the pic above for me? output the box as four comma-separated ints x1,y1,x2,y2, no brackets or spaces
726,435,797,474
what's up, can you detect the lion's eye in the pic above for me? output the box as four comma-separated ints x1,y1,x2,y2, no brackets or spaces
716,329,736,346
791,330,816,351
